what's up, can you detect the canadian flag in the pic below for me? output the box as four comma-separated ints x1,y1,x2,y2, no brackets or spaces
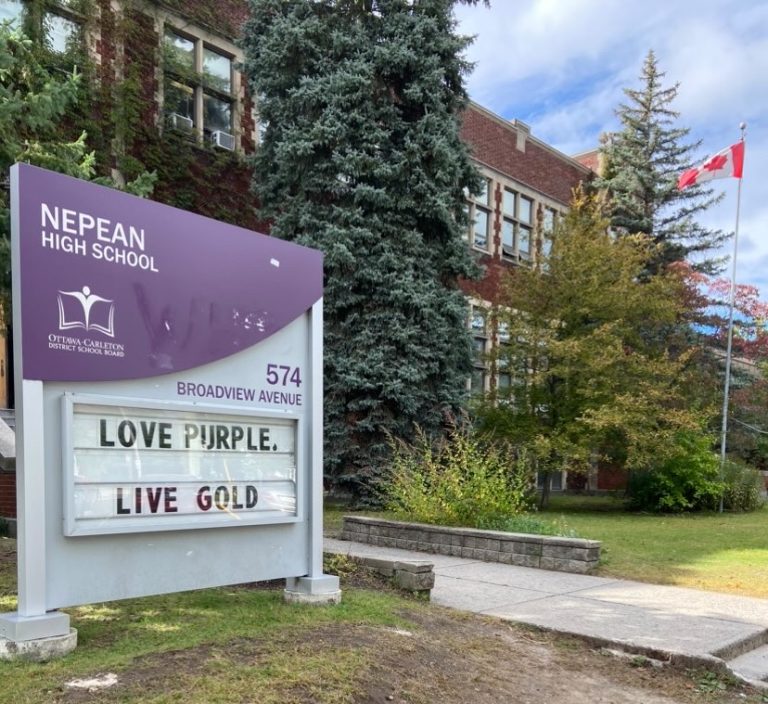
677,141,745,190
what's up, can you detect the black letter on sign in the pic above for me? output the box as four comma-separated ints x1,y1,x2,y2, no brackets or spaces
246,485,258,508
259,427,270,451
117,420,137,447
100,419,115,447
116,487,130,514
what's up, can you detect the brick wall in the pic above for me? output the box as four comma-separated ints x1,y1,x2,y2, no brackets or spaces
460,104,591,205
597,466,628,491
0,471,15,519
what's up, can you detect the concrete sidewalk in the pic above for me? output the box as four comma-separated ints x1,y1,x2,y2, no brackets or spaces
325,537,768,687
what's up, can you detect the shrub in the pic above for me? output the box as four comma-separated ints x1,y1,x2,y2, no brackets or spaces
627,431,721,512
721,460,765,512
385,423,534,529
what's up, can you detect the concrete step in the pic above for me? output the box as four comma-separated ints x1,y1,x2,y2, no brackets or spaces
728,644,768,683
0,408,15,431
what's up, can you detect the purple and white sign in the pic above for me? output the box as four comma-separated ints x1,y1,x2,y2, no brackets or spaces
16,163,322,381
1,163,335,628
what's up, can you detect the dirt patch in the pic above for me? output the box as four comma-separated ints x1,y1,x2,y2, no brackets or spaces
0,538,15,564
49,598,764,704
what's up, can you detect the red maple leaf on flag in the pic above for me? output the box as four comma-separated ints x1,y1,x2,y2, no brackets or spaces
702,154,728,172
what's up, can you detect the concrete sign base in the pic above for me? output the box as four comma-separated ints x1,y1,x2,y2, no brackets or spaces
284,575,342,605
0,627,77,662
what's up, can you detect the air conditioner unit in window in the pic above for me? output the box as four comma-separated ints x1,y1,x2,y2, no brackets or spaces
167,112,194,131
211,130,235,151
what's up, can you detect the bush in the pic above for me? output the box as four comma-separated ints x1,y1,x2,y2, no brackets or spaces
627,431,721,512
385,423,534,529
721,460,765,512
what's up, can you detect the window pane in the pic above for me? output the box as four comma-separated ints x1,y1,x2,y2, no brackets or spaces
472,337,486,364
45,12,79,53
204,93,232,133
503,189,516,216
0,0,22,23
541,234,552,258
462,203,470,241
477,178,490,205
519,225,531,256
498,323,510,344
470,369,486,395
165,29,195,73
502,218,514,256
543,208,556,232
498,373,511,390
519,196,533,224
470,309,486,333
551,472,563,491
165,81,195,123
473,208,489,249
203,47,231,93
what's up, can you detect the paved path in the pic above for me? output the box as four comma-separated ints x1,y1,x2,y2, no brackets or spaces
325,537,768,686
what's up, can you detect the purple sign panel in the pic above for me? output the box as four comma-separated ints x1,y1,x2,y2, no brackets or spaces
14,164,323,381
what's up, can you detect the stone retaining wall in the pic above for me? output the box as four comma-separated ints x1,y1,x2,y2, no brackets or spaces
341,516,600,574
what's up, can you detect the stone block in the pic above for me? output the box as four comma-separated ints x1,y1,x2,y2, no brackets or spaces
486,539,501,553
359,557,395,577
500,540,516,554
539,557,558,571
394,569,435,592
394,560,433,573
460,547,473,559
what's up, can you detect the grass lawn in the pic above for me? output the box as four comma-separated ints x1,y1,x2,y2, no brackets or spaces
541,496,768,598
2,536,767,704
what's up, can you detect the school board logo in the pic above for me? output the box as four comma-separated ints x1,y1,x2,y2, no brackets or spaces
57,286,116,338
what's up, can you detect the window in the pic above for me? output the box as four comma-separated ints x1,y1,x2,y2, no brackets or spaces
466,178,492,253
501,187,531,262
469,306,488,395
1,1,83,55
537,471,564,492
0,0,22,23
163,24,238,149
44,10,79,53
538,207,559,266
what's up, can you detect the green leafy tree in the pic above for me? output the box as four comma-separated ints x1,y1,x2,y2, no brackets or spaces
243,0,483,500
478,192,708,508
0,21,155,317
598,50,725,275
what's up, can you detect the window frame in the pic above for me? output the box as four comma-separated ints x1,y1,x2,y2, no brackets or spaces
465,177,493,254
468,303,490,396
159,15,252,152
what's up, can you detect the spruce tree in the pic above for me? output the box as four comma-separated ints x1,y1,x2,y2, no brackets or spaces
242,0,481,500
599,50,726,274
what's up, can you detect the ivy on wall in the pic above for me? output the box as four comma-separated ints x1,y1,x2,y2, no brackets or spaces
24,0,261,230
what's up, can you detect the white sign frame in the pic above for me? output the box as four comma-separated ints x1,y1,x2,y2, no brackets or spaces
61,393,304,536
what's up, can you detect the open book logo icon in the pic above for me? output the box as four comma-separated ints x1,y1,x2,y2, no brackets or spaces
57,286,116,338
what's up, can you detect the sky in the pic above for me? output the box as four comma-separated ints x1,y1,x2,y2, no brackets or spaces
454,0,768,297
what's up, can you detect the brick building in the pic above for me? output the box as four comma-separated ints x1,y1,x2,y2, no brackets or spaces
0,1,592,530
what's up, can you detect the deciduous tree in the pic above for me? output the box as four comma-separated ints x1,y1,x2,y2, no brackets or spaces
478,192,706,507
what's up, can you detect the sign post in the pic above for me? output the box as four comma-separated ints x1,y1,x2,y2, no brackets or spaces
0,164,339,660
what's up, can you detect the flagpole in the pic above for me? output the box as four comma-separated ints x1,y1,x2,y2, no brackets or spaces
718,122,746,513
